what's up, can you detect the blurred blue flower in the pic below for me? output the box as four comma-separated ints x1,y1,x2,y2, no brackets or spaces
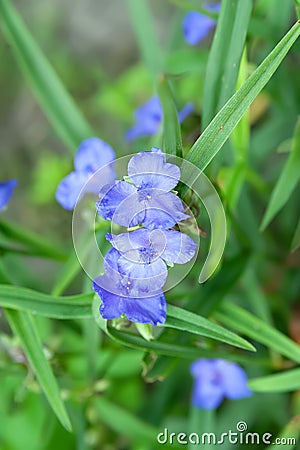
97,149,188,229
125,96,194,141
183,4,220,45
56,137,116,210
0,179,17,212
93,248,167,325
190,359,252,409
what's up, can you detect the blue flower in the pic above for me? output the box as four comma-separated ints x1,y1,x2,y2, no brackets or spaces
106,228,197,283
97,149,189,229
190,359,252,409
93,248,167,325
125,96,194,141
56,137,116,210
183,4,220,45
0,179,17,212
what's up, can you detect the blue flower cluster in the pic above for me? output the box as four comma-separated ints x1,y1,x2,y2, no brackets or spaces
125,96,193,141
190,359,252,409
93,148,197,325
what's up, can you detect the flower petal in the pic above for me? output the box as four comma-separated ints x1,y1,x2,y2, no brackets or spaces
183,11,217,45
121,292,167,325
74,137,115,172
143,191,189,229
178,102,194,123
0,179,17,211
128,151,180,191
106,229,152,253
192,378,224,409
216,360,252,400
97,180,137,223
55,171,88,210
125,96,162,141
158,230,197,264
117,255,168,291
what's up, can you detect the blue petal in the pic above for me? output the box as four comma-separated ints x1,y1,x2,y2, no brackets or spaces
125,96,162,141
120,291,167,325
83,165,116,195
118,256,168,291
143,191,189,229
215,360,252,400
158,230,197,264
183,11,216,45
74,137,115,172
128,151,180,191
55,171,88,210
192,378,224,409
93,273,167,325
0,179,17,211
97,180,137,223
106,229,152,253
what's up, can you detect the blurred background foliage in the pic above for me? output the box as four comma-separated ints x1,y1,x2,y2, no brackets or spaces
0,0,300,449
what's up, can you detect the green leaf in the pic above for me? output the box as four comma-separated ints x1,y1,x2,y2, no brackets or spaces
0,0,93,150
261,118,300,230
0,219,66,261
0,285,93,319
166,304,255,351
291,216,300,252
185,20,300,171
248,368,300,393
158,75,183,157
202,0,253,128
127,0,162,77
215,303,300,363
4,309,72,431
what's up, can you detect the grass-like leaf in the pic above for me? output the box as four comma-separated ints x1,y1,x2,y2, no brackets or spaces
158,75,183,157
291,216,300,252
0,285,93,319
216,303,300,363
202,0,253,129
0,219,66,261
127,0,162,77
249,368,300,393
166,304,255,351
4,309,72,431
261,118,300,230
0,0,93,150
185,20,300,171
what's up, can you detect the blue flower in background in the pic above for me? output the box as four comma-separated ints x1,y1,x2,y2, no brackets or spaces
125,96,194,141
0,179,17,212
56,137,116,210
183,4,220,45
93,248,167,325
97,149,189,229
190,359,252,409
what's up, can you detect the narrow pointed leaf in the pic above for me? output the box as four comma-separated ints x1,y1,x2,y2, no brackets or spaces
248,368,300,393
291,216,300,252
261,118,300,230
158,75,183,157
166,304,255,351
202,0,253,128
216,303,300,363
5,309,72,431
0,285,93,319
0,0,93,150
185,20,300,171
